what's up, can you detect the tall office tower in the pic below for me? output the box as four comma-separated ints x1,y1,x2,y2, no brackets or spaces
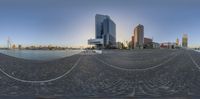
7,37,11,49
182,34,188,48
95,14,116,48
176,38,179,46
133,24,144,49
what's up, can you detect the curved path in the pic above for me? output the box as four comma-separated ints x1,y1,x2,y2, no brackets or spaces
0,49,199,98
94,52,180,71
186,50,200,70
0,56,82,83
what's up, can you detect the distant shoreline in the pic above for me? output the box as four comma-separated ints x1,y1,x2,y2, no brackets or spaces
0,49,82,61
0,48,82,51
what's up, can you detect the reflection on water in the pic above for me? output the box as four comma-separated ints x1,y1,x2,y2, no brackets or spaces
0,49,82,61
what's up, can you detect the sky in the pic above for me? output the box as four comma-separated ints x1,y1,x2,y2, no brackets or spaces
0,0,200,48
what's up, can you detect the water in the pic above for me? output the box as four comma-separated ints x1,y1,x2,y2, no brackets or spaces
0,49,82,61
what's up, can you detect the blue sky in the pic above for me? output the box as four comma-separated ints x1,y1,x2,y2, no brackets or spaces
0,0,200,47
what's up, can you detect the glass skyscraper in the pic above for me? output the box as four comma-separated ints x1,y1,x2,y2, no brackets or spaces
182,34,188,48
95,14,116,48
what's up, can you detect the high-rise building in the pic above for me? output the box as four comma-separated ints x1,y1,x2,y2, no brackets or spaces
7,37,12,49
133,24,144,49
95,14,116,48
182,34,188,48
176,38,179,46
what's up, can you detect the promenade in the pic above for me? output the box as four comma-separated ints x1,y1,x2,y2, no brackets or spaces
0,49,200,99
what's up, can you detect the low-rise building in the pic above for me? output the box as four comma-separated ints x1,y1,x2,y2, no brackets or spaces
88,39,103,45
132,36,154,49
160,42,176,49
152,42,160,49
116,42,123,49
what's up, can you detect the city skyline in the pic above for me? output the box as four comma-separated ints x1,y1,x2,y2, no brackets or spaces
0,0,200,48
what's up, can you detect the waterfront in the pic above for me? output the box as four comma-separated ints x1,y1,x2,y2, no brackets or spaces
0,50,82,61
0,49,200,98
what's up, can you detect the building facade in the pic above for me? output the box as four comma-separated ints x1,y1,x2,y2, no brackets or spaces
143,37,153,49
131,36,134,48
116,42,123,49
132,36,153,49
160,42,176,49
176,38,179,46
133,24,144,49
88,39,103,45
144,38,153,45
95,14,116,48
182,34,188,48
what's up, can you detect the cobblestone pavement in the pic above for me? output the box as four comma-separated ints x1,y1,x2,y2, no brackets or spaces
0,49,200,99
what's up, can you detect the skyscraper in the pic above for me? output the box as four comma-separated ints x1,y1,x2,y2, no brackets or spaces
176,38,179,46
133,24,144,49
95,14,116,48
182,34,188,48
